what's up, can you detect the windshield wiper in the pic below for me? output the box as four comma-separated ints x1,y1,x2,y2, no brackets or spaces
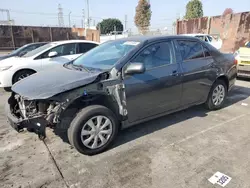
73,64,88,71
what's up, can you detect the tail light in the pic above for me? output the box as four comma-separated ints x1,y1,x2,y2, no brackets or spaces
234,58,238,65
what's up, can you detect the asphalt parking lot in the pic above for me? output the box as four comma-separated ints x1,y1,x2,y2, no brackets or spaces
0,79,250,188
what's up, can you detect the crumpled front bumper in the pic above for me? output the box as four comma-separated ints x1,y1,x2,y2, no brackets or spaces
5,102,48,139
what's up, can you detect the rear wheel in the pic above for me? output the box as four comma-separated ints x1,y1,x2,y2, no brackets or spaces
13,70,35,84
205,80,227,110
67,105,119,155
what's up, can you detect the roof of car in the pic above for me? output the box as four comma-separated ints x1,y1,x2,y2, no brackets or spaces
113,35,202,43
24,42,48,46
33,42,48,44
50,40,99,45
181,33,208,36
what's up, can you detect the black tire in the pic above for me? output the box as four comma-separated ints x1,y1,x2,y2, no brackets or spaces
205,79,227,110
67,105,119,155
13,70,35,84
3,87,11,92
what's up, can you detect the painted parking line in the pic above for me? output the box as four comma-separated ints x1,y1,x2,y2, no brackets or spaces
241,103,249,106
168,113,248,147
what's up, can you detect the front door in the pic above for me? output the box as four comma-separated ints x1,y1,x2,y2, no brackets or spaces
36,43,81,70
123,41,182,123
176,40,217,106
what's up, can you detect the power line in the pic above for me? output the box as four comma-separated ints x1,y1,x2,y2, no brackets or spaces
9,9,175,22
10,9,57,16
7,8,176,29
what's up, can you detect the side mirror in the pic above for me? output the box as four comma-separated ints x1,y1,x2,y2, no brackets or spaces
48,51,58,58
125,63,145,75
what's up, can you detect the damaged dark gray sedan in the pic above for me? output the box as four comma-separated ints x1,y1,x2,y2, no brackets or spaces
6,36,237,155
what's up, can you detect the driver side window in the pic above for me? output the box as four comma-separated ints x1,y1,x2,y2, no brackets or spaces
38,43,77,59
132,41,174,70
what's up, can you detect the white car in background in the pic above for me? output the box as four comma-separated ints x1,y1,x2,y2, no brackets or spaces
0,40,99,87
182,34,222,50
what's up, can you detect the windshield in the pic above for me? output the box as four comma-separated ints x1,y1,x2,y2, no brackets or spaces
23,43,53,57
73,40,140,70
10,44,30,55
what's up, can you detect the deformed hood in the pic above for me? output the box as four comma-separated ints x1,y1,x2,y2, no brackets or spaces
11,65,103,100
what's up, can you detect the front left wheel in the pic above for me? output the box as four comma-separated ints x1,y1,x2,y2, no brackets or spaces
67,105,119,155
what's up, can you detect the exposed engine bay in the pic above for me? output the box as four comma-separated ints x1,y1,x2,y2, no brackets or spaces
7,93,65,139
7,73,128,140
11,94,62,124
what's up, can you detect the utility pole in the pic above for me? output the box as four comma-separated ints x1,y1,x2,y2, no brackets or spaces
124,14,127,31
68,11,72,27
84,0,90,36
89,17,92,27
114,25,117,39
99,23,102,35
86,0,90,28
81,9,85,28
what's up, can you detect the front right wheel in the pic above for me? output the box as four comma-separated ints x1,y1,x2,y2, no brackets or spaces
205,80,227,110
67,105,119,155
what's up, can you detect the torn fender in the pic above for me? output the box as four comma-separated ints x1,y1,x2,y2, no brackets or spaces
52,78,128,118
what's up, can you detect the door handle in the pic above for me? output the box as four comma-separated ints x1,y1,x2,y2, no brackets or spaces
171,70,178,76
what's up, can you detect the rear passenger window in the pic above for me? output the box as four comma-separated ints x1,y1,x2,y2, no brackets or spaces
177,41,205,61
78,43,98,53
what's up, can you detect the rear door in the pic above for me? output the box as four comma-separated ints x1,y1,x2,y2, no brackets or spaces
123,40,182,123
77,42,98,54
176,40,217,106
